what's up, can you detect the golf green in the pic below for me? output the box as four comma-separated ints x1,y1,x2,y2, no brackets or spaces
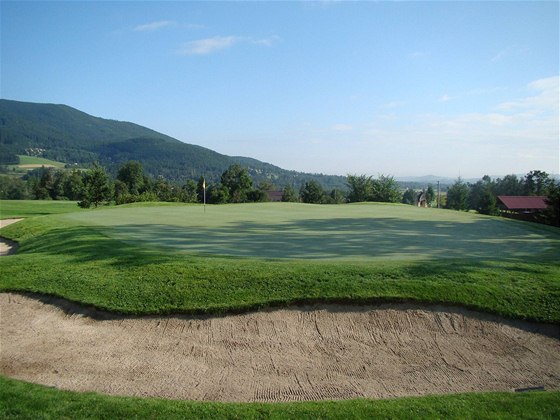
61,202,560,261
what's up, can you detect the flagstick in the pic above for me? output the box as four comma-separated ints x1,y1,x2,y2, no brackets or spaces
203,178,206,213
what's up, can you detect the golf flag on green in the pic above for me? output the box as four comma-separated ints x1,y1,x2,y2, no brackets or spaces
203,177,206,212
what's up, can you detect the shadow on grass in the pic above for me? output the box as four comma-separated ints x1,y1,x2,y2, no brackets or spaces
18,225,178,267
105,217,559,262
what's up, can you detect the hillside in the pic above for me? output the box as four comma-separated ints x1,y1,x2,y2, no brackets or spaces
0,99,346,189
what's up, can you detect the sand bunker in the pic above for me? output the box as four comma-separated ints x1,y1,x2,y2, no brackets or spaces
1,293,558,402
0,219,23,256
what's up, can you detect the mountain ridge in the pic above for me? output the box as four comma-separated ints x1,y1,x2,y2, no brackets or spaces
0,99,347,189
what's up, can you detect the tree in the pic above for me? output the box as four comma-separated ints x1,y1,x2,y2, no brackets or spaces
63,169,85,200
79,164,112,208
495,174,523,196
207,183,230,204
542,179,560,227
180,180,198,203
524,170,551,195
468,175,497,215
426,185,435,206
248,182,271,202
402,188,416,205
446,178,469,211
371,174,401,203
221,164,252,203
328,188,345,204
117,161,145,196
346,174,373,202
300,180,324,204
281,185,299,202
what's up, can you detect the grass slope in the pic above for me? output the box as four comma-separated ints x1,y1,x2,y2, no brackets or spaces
1,201,559,322
0,200,81,218
2,377,559,420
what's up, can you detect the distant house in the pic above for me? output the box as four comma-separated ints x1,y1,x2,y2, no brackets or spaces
266,191,283,202
497,195,548,221
416,191,428,208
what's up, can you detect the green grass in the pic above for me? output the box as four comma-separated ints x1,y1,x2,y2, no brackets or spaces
1,201,559,322
2,377,559,419
17,155,66,168
1,200,559,417
0,200,82,218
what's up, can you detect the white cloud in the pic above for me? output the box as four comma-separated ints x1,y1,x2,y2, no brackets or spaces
177,35,279,55
134,20,175,32
250,36,280,47
491,45,529,63
332,124,353,131
439,94,451,102
177,36,239,55
497,75,559,113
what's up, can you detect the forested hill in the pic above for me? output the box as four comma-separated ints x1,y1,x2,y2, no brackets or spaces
0,99,346,189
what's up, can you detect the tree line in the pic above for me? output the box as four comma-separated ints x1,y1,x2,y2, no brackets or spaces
1,163,558,226
445,170,559,226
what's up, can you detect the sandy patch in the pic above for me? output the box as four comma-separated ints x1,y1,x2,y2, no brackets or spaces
0,219,23,256
1,293,558,402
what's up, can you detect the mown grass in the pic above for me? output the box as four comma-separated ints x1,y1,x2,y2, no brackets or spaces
1,202,559,322
0,200,81,218
17,155,66,167
1,377,559,420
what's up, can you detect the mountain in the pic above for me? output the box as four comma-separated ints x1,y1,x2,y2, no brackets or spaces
0,99,346,189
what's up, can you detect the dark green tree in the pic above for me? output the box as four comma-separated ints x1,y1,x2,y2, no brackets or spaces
468,176,497,215
281,185,299,202
207,183,230,204
221,164,252,203
79,164,113,208
300,180,324,204
371,174,401,203
494,174,524,196
402,188,416,205
446,178,469,211
524,170,551,195
63,169,85,200
542,179,560,227
346,174,373,202
328,188,345,204
117,161,145,195
181,180,198,203
426,185,435,206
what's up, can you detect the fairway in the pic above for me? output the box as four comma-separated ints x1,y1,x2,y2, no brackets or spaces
63,202,559,261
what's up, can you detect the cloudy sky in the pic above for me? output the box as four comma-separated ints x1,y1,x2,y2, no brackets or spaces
1,1,558,178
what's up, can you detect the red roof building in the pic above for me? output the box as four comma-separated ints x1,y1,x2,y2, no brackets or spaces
497,196,548,211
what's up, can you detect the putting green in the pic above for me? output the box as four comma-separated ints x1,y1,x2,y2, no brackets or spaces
61,202,560,261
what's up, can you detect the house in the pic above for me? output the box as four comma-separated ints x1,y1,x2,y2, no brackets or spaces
266,191,283,202
416,191,428,207
497,195,548,221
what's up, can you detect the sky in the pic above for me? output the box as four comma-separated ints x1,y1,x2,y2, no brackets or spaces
1,1,558,179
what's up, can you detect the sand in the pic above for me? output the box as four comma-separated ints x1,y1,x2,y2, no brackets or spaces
0,219,23,256
1,292,558,402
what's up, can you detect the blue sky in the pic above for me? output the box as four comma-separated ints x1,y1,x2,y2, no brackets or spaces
1,1,558,178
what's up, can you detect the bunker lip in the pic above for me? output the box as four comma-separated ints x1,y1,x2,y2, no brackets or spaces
0,218,23,256
1,292,558,403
